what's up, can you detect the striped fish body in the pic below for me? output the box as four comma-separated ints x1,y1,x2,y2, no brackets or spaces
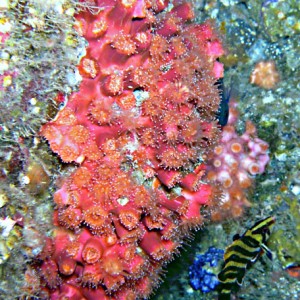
218,216,275,300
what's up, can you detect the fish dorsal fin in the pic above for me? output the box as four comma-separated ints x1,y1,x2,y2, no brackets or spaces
232,233,240,241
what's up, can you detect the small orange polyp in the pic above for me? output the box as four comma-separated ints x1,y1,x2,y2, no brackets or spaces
82,238,104,264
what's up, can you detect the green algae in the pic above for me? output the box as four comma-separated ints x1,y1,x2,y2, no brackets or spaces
261,0,300,42
0,1,83,297
0,0,83,143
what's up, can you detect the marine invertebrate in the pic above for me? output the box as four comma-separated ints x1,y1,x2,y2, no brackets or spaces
249,60,280,89
36,0,225,298
189,246,224,293
207,102,270,221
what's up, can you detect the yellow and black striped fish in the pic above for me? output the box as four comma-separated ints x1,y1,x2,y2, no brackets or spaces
218,216,275,300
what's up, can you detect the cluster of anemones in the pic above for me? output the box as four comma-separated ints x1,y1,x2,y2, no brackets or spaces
33,0,225,299
207,102,270,220
249,60,280,90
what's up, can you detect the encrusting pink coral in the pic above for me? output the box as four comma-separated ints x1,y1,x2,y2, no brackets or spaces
34,0,227,298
